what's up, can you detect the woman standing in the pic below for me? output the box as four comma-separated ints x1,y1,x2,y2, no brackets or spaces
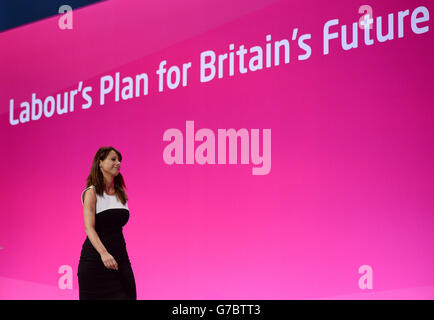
78,146,136,300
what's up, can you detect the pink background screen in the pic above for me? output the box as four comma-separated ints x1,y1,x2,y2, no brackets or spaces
0,0,433,299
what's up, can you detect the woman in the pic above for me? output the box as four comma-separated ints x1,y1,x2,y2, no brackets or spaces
77,146,137,300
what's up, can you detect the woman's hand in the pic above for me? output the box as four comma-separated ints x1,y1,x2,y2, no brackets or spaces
100,252,118,270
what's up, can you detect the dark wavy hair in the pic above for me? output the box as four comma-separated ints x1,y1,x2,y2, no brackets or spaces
85,146,128,205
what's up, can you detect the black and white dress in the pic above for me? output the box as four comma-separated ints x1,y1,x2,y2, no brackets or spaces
77,185,136,300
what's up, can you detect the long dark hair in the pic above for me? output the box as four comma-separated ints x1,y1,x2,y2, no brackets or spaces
85,146,128,205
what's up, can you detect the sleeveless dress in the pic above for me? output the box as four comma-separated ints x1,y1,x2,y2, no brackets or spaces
77,185,137,300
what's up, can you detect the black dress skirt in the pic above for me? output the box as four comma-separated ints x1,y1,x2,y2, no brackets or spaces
78,186,136,300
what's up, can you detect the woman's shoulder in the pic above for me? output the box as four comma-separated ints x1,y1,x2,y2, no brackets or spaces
81,185,96,205
82,185,95,193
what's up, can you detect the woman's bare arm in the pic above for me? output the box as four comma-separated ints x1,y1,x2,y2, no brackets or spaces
82,188,118,270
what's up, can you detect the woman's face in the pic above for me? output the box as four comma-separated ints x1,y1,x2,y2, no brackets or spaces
99,150,121,177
